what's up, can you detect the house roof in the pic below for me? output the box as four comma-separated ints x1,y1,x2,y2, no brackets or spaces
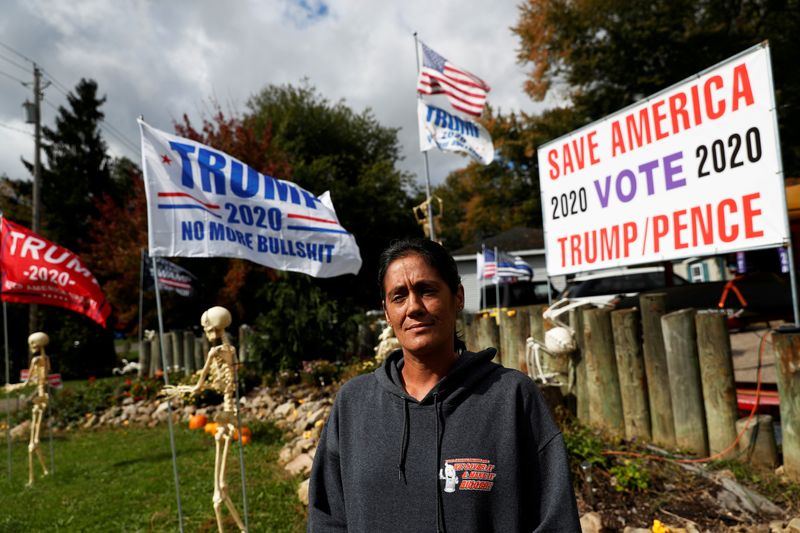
453,226,544,255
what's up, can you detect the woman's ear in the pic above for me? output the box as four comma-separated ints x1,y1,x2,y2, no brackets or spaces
456,284,465,311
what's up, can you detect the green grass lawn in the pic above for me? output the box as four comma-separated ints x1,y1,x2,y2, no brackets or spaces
0,422,307,532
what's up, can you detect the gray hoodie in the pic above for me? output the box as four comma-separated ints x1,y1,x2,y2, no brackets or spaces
307,348,581,532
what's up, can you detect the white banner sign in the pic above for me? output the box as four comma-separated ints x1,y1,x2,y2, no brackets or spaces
418,100,494,165
538,44,787,276
139,120,362,277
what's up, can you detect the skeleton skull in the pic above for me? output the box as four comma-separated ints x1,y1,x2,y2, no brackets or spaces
201,306,232,343
28,332,49,355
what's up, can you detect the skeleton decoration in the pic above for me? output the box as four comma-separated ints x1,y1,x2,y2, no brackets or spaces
374,325,401,364
161,306,246,533
4,332,51,486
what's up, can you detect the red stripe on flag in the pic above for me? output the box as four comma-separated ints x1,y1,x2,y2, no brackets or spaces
287,213,339,225
158,192,220,209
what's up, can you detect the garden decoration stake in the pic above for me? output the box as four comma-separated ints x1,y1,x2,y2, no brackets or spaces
162,306,248,533
4,332,51,486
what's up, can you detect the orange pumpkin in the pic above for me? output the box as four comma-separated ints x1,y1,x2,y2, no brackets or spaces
203,422,219,435
232,426,252,441
240,434,251,445
188,414,208,430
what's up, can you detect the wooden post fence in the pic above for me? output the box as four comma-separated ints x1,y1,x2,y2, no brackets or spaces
662,309,708,456
570,307,589,424
499,309,529,371
640,293,676,447
772,328,800,481
476,314,500,364
584,308,624,435
611,308,651,441
695,311,738,458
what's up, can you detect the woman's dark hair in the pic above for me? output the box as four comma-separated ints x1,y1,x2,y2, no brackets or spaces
377,238,466,352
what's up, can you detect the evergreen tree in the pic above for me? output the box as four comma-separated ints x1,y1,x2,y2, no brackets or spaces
34,78,113,252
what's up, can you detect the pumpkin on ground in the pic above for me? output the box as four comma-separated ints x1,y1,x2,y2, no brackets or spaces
189,414,208,430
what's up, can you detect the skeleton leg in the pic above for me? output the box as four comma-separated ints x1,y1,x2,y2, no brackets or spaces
213,427,226,532
218,424,246,532
32,405,48,477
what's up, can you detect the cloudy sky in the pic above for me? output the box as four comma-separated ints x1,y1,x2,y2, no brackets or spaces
0,0,554,193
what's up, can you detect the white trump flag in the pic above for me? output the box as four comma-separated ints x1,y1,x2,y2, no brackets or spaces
138,119,362,277
417,100,494,165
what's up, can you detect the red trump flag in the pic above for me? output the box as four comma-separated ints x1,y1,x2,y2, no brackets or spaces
0,218,110,328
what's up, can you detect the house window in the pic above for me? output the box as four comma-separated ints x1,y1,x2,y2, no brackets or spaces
689,263,707,282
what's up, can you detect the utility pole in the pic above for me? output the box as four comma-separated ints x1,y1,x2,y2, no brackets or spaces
25,64,47,332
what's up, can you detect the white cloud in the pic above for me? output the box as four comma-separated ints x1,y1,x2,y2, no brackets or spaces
0,0,553,192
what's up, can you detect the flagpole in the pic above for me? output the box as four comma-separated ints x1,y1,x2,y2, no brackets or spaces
413,32,437,242
152,256,185,533
138,248,145,377
494,247,501,325
481,244,487,311
4,301,11,482
233,360,250,532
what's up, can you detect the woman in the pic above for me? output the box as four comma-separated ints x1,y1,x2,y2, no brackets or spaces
307,238,580,532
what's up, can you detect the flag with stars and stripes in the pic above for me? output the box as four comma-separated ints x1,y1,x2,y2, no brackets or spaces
416,41,491,118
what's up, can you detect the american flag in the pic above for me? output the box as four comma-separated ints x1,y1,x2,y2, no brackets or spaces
477,247,533,282
416,42,490,118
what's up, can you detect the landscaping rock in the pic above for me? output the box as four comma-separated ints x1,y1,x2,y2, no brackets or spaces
285,453,313,476
788,518,800,533
298,478,310,506
10,420,30,439
580,511,603,533
274,401,295,419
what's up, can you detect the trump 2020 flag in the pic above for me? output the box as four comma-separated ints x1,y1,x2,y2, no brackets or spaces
418,101,494,165
416,42,490,118
0,218,111,327
138,120,362,277
144,255,198,297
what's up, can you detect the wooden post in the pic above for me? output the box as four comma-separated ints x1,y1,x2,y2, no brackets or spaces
138,339,151,378
640,293,676,447
170,331,182,373
182,331,195,376
528,304,547,346
584,308,624,435
162,332,174,371
611,309,651,441
462,313,478,352
772,328,800,480
194,338,205,371
570,307,589,423
499,308,529,371
150,336,161,374
476,314,500,364
695,312,738,458
736,415,778,469
662,309,708,456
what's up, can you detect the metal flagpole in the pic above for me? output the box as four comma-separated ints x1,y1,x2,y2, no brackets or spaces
413,32,436,242
232,360,250,532
4,301,11,482
152,256,185,533
138,249,145,376
481,244,487,310
494,247,501,324
46,391,54,475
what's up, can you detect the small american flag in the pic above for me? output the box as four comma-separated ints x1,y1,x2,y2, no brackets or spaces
416,42,490,118
478,248,532,282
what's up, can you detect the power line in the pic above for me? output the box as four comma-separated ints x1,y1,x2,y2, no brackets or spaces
0,69,26,85
0,52,29,73
0,121,33,137
0,40,35,65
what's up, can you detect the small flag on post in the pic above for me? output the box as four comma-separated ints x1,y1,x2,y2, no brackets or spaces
144,256,198,297
477,248,533,283
416,42,491,118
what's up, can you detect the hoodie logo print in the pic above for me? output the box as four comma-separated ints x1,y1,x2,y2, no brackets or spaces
439,458,496,492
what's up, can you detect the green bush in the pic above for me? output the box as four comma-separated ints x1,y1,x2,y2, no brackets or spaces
562,422,606,469
609,459,650,492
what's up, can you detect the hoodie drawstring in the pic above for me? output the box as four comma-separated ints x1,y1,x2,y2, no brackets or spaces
397,398,410,483
434,392,445,533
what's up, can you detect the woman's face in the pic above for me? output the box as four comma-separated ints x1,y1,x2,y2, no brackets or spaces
382,253,464,358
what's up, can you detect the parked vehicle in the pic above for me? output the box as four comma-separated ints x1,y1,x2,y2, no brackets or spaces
479,280,555,309
560,267,793,328
558,266,688,307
